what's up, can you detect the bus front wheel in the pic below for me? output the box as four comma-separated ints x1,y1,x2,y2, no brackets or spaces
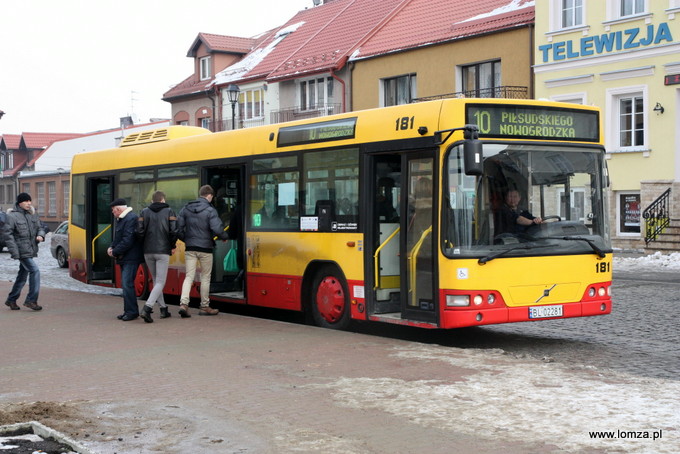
310,266,351,330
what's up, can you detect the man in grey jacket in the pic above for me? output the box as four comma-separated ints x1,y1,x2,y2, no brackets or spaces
3,193,46,311
176,185,229,317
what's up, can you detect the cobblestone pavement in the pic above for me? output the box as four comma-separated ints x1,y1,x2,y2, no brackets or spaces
0,282,678,454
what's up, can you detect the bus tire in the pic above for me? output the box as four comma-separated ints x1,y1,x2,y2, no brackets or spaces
135,264,149,299
310,265,351,330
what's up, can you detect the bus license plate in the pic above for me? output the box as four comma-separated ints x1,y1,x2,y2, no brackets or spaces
529,305,563,319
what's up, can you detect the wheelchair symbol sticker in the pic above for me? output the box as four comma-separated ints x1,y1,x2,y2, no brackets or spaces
457,268,468,279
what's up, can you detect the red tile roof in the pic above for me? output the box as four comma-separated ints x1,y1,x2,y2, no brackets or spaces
187,33,257,57
211,0,534,86
354,0,535,60
20,132,84,150
0,134,22,150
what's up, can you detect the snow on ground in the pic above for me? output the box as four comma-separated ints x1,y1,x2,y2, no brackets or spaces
614,250,680,271
314,345,680,453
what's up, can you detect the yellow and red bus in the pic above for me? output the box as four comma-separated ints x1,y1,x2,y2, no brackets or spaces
68,98,612,329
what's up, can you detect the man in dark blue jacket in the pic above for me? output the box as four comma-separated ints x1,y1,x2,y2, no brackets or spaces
176,185,228,317
107,198,143,321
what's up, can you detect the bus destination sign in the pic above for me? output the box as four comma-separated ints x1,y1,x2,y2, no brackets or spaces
465,104,600,142
278,117,357,147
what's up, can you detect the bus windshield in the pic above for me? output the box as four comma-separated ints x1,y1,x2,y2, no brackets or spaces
443,143,611,259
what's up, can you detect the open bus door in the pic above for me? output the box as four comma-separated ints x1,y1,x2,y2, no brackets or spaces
368,152,437,325
86,177,114,283
205,165,246,300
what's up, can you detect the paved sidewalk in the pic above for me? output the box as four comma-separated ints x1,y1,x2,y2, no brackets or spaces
1,283,678,454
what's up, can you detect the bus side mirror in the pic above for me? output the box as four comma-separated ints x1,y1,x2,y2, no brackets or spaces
464,139,483,176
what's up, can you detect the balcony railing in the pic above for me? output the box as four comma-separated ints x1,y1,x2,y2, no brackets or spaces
270,104,342,125
207,117,266,132
413,86,529,103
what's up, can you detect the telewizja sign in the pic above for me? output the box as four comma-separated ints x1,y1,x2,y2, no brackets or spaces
538,22,673,63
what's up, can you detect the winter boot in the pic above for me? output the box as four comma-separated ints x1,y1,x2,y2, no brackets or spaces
178,304,191,318
5,300,20,310
159,306,171,319
141,305,154,323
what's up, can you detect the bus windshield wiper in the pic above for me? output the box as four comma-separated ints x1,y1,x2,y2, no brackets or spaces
542,236,606,258
478,244,552,265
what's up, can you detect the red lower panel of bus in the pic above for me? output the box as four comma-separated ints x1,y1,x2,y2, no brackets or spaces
439,299,612,329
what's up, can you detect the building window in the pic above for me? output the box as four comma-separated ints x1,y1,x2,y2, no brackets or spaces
36,183,45,213
200,118,210,129
22,183,30,195
236,87,265,120
48,181,56,216
199,56,211,80
461,61,501,98
562,0,583,27
607,87,647,152
619,95,644,148
382,74,416,106
621,0,644,16
62,181,70,217
0,185,4,204
617,192,641,235
299,78,334,111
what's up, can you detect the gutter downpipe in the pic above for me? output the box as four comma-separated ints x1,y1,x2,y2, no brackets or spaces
331,56,349,113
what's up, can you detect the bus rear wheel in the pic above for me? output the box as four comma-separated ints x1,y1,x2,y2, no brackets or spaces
311,266,350,330
135,264,149,299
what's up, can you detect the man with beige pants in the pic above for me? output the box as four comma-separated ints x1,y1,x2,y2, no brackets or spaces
176,185,229,316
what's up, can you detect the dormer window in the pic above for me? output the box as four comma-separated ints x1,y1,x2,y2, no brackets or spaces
200,56,212,80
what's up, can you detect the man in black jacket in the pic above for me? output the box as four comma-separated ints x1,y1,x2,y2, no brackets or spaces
107,198,144,321
137,191,177,323
3,193,45,311
176,185,229,317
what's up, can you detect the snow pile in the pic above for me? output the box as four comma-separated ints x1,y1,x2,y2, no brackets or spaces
614,251,680,271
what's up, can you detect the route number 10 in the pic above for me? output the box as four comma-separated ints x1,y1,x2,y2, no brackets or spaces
472,110,491,134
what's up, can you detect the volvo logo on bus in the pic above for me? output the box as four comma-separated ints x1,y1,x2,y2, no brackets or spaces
535,284,557,303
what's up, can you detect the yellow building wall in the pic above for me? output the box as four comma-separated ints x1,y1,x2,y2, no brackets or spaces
534,1,680,191
351,28,533,111
534,1,680,249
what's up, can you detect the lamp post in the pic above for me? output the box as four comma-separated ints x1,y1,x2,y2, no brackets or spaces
227,84,240,130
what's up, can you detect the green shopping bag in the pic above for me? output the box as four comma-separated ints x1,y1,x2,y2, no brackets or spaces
223,241,239,272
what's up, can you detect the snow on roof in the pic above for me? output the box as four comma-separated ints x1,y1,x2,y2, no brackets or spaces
212,22,306,86
459,0,535,23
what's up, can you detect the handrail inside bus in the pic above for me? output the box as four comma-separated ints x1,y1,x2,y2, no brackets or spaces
408,225,432,307
91,224,112,264
373,226,400,290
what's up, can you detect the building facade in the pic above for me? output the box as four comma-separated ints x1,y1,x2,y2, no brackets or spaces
535,0,680,251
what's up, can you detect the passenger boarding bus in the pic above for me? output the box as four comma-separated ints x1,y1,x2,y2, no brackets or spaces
68,98,612,329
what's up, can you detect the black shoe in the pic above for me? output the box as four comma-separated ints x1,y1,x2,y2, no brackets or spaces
140,306,154,323
159,307,171,319
121,314,139,321
23,302,42,311
117,314,125,320
178,304,191,318
5,301,20,310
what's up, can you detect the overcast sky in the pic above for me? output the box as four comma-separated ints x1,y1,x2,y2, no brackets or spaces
0,0,315,135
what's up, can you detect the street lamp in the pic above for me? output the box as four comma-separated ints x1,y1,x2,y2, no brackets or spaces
226,84,240,130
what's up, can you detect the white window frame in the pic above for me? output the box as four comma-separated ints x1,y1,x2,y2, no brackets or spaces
48,181,56,216
557,187,586,222
380,74,417,107
200,117,210,129
616,191,642,237
606,0,648,21
549,0,588,32
562,0,584,28
199,56,211,81
605,85,648,153
299,77,334,111
234,87,265,121
62,181,69,217
550,92,587,104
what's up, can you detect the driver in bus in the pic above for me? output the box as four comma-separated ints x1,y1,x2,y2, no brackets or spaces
494,189,543,235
